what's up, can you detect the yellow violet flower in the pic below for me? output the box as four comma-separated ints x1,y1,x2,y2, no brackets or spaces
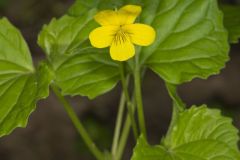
89,5,156,61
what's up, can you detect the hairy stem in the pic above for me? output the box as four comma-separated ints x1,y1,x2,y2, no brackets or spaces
51,85,105,160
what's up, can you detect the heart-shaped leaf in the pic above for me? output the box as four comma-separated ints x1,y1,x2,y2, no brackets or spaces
0,18,52,136
131,106,240,160
38,11,120,99
140,0,229,84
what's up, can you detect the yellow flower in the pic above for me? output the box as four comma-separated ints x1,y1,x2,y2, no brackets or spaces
89,5,156,61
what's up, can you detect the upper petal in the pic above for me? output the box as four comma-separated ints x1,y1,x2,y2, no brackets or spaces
89,26,119,48
118,5,142,25
110,35,135,61
123,23,156,46
94,10,120,26
94,5,142,26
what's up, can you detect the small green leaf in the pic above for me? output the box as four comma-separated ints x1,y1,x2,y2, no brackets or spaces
38,12,97,59
38,12,120,99
55,49,120,99
36,61,54,99
132,106,240,160
221,4,240,43
0,18,52,137
140,0,229,84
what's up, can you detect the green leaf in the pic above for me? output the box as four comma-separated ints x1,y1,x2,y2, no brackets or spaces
140,0,229,84
132,136,168,160
132,106,240,160
54,49,120,99
163,106,239,150
36,61,54,99
0,18,52,137
221,4,240,43
38,12,120,99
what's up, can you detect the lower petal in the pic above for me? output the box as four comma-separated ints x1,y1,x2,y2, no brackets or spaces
89,26,119,48
110,38,135,61
123,23,156,46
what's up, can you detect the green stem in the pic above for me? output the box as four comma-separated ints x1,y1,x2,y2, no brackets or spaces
116,114,131,160
134,61,147,138
116,95,136,160
115,69,146,160
165,104,178,139
165,83,185,112
111,91,126,158
51,85,105,160
165,83,186,142
119,63,138,139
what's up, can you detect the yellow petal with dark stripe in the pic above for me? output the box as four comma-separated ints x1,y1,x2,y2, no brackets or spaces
110,35,135,61
89,26,119,48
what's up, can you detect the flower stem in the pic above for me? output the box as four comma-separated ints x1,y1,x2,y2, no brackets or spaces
116,95,136,160
119,63,138,139
51,85,105,160
116,114,131,160
111,91,126,158
134,56,147,139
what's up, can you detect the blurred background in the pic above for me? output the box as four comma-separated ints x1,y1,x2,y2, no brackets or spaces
0,0,240,160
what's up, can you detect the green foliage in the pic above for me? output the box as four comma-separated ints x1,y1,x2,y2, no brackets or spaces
39,0,240,158
38,11,120,99
0,18,52,137
36,61,54,99
221,4,240,43
141,0,229,84
131,106,240,160
69,0,232,85
0,0,239,159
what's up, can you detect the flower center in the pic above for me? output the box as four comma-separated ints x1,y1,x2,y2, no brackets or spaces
113,27,128,45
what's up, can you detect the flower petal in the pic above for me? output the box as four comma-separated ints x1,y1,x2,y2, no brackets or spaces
94,5,142,26
123,23,156,46
118,5,142,24
94,10,120,26
89,26,119,48
110,36,135,61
